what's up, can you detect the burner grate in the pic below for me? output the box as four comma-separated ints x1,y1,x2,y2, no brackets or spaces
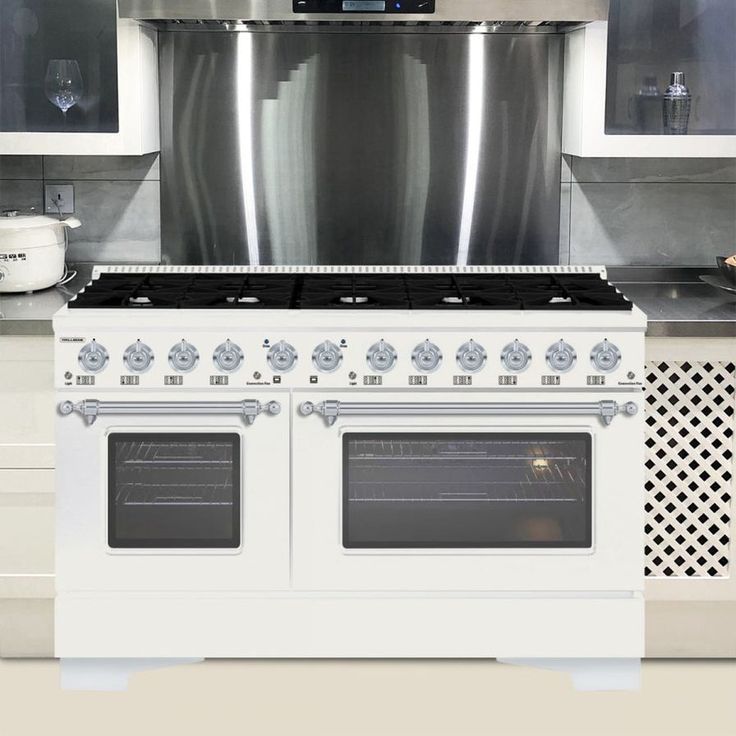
69,272,633,311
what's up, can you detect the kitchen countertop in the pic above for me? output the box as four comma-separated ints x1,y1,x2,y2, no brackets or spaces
0,265,734,338
0,265,93,336
609,267,736,338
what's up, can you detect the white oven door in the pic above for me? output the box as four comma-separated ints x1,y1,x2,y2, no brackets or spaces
292,391,644,593
55,392,289,592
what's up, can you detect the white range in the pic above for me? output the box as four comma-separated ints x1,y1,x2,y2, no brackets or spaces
53,265,647,688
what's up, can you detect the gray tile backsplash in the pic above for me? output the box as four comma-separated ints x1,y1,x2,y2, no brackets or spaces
60,180,160,264
0,156,42,180
44,154,160,182
572,157,736,184
566,157,736,266
0,180,43,211
569,182,736,266
0,154,160,264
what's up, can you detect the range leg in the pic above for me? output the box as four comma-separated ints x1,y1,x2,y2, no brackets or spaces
498,658,641,692
59,657,203,691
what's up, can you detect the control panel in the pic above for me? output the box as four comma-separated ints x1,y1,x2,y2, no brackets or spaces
294,0,435,13
56,332,643,390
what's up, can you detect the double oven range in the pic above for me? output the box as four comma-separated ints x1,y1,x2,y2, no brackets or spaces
53,266,646,665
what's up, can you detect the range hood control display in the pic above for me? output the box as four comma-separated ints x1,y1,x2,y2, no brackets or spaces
294,0,435,13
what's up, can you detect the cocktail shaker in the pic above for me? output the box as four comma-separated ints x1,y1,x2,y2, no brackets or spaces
663,71,691,135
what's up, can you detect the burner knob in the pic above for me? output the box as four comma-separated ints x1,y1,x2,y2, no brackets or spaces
168,340,200,373
456,340,487,373
546,340,577,373
412,340,443,374
312,340,343,373
590,339,622,374
366,340,397,373
123,340,154,374
267,340,298,373
501,340,532,373
213,339,244,373
78,340,109,374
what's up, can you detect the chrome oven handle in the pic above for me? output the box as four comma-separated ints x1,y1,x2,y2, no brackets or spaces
299,400,638,427
58,399,281,426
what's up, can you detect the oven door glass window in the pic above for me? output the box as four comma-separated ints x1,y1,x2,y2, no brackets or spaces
343,433,592,549
108,433,240,549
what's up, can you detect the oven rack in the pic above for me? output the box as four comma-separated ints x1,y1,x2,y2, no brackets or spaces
115,477,234,506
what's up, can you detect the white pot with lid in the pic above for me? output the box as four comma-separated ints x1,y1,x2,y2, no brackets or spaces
0,209,81,293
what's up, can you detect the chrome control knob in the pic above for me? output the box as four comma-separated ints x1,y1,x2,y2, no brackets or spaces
267,340,298,373
501,339,532,373
78,340,109,374
168,339,200,373
312,340,343,373
546,340,577,373
412,340,443,373
123,340,154,374
456,340,487,373
213,339,244,373
366,340,397,373
590,339,622,374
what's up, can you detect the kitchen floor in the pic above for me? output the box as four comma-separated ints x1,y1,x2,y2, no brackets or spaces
1,659,734,735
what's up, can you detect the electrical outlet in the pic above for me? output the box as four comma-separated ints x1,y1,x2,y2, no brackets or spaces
44,184,75,215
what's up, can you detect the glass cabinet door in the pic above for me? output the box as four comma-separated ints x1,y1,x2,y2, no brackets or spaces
343,433,592,549
108,433,240,549
606,0,736,135
0,0,119,132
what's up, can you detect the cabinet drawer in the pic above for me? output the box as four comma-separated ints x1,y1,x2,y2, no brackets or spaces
0,338,54,468
0,470,54,574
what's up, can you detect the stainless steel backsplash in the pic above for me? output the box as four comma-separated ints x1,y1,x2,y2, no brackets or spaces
159,29,563,265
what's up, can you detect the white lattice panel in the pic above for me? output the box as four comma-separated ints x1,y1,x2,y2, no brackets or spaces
645,361,735,578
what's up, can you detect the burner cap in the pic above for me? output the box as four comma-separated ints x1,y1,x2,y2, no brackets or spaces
339,296,370,305
127,296,152,306
441,296,469,305
227,296,261,304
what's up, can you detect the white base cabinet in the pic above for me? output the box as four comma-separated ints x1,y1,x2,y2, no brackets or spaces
0,337,54,657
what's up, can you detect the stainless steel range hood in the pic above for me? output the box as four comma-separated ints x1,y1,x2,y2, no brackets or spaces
119,0,608,24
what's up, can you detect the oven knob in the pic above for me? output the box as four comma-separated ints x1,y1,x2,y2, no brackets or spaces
366,339,397,373
590,339,622,374
456,340,487,373
123,340,154,374
267,340,298,373
78,340,109,374
168,339,200,373
412,340,443,373
501,339,532,373
312,340,343,373
546,340,577,373
213,339,244,373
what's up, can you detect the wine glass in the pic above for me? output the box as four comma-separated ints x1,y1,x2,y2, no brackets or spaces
44,60,84,122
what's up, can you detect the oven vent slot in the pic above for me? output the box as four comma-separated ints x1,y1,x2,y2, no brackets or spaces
158,19,578,31
644,360,735,578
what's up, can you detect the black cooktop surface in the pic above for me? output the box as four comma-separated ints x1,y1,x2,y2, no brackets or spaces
69,272,633,311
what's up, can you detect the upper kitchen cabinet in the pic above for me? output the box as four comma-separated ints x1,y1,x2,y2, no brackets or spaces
0,0,158,155
563,0,736,157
